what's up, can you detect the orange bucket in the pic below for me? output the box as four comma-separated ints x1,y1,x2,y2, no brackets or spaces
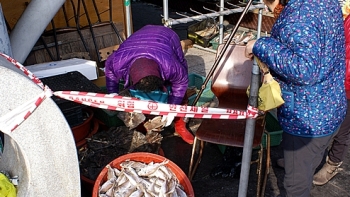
71,108,94,143
75,118,99,148
92,152,195,197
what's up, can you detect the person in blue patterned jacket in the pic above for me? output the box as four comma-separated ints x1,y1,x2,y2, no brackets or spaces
245,0,347,196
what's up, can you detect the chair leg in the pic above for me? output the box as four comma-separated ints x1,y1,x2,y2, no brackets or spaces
188,137,204,180
188,136,198,179
256,144,264,197
260,132,271,197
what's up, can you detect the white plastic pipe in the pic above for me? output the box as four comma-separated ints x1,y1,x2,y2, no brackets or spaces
0,4,12,57
9,0,66,63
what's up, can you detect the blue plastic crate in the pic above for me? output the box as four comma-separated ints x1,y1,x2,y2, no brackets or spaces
100,74,215,106
188,73,215,106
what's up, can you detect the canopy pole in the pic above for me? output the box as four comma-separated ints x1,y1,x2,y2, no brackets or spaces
238,8,263,197
124,0,132,37
0,4,12,57
10,0,66,63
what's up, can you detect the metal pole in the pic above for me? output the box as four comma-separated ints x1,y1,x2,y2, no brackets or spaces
219,0,224,44
0,4,12,57
163,0,169,26
193,44,217,54
124,0,132,37
238,8,263,197
9,0,66,63
164,4,264,26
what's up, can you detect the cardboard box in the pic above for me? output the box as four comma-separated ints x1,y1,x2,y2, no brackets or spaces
92,69,125,93
26,58,98,80
99,45,120,61
92,69,106,87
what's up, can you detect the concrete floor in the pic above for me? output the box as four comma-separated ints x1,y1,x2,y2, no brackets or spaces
83,1,350,197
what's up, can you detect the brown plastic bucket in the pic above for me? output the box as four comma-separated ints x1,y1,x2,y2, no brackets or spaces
75,118,99,148
71,108,93,143
92,152,195,197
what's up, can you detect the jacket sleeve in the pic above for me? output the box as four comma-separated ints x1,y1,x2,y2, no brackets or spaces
253,21,325,86
167,64,189,105
166,32,189,104
170,33,188,70
104,55,120,94
344,15,350,92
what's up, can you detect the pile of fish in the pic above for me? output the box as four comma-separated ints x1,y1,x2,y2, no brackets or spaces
99,159,188,197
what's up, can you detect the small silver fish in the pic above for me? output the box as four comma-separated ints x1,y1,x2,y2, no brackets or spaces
105,185,114,197
165,178,177,196
129,189,143,197
99,160,188,197
99,178,115,194
175,185,187,197
137,160,169,177
106,165,115,180
159,177,168,197
114,184,136,197
120,160,147,171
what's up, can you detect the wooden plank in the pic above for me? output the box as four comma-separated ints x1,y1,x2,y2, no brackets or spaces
70,40,88,54
102,33,122,48
33,49,49,64
60,52,91,60
24,51,38,66
102,34,114,47
60,43,73,57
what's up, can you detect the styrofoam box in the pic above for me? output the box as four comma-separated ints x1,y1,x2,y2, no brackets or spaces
26,58,98,80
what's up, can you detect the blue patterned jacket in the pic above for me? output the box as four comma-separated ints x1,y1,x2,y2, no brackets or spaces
253,0,347,137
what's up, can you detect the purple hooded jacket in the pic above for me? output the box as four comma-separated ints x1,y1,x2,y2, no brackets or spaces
104,25,189,105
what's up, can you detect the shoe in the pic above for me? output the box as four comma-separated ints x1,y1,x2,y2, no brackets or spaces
313,156,343,186
276,158,285,168
174,117,194,144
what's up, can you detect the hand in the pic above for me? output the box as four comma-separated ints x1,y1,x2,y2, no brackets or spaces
245,40,256,59
161,114,176,127
255,57,269,73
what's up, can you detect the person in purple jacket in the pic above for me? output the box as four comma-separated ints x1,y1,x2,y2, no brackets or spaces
245,0,346,196
104,25,194,144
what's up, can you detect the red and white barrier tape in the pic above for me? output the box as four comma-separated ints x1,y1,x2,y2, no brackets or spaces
0,52,259,133
0,86,52,134
54,91,259,119
0,53,44,89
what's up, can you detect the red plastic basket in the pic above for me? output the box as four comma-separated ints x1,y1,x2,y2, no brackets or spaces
92,152,195,197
